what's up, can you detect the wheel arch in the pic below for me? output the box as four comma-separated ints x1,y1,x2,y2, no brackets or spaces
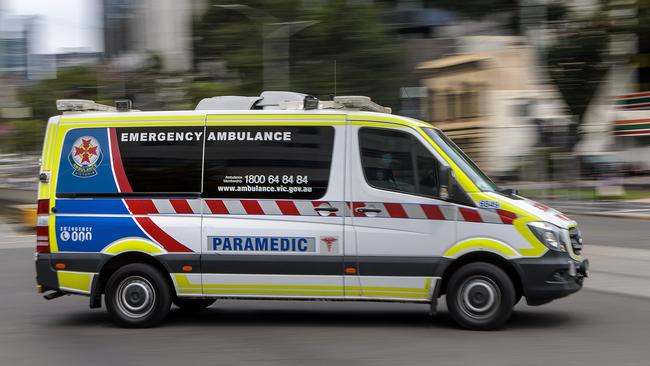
96,252,175,297
438,251,523,301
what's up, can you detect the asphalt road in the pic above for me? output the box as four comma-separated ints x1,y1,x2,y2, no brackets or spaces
1,214,650,365
572,214,650,249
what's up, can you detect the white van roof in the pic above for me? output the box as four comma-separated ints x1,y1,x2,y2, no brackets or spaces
57,91,392,116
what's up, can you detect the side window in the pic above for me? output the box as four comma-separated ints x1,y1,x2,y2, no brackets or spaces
56,126,204,196
115,127,204,193
359,127,440,198
203,126,334,199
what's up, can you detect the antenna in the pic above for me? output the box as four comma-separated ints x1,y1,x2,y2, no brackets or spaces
334,60,337,98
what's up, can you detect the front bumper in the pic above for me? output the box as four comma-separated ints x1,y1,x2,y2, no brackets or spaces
513,251,589,306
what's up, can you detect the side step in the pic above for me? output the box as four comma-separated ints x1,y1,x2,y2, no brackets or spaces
43,291,66,300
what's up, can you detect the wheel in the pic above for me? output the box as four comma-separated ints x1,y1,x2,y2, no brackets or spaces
446,262,515,330
105,263,172,328
173,298,216,311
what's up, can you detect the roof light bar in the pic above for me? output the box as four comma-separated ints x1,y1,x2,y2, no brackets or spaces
56,99,116,113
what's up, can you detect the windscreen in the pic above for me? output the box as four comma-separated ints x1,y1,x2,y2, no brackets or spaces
423,128,497,192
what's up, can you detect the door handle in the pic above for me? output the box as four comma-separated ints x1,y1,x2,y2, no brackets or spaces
314,207,339,213
355,207,381,213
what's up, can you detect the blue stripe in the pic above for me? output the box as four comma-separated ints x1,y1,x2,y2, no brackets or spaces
56,199,129,215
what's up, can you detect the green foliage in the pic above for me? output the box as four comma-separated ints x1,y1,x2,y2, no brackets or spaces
0,120,47,152
193,0,404,107
423,0,517,19
291,1,403,107
19,66,101,122
188,81,236,106
547,26,610,120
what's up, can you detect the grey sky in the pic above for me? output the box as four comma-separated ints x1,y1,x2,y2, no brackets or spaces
3,0,102,54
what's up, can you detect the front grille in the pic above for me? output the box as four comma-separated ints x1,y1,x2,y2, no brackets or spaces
569,227,583,255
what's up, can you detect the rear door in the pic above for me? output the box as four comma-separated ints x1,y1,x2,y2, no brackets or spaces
52,122,205,294
199,114,347,299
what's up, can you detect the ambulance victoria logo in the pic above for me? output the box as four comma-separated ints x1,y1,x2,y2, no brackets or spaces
69,136,102,178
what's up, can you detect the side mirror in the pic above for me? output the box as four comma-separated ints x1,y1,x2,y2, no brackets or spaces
439,165,452,200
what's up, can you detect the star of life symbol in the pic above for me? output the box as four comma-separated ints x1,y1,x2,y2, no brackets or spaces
320,236,338,252
69,136,102,178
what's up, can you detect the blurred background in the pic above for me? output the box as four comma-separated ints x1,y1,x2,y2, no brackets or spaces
1,0,650,214
2,3,650,361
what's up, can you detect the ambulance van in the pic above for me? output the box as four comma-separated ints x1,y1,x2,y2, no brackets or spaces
35,92,588,330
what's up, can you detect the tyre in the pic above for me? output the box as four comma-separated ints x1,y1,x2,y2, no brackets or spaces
446,262,515,330
105,263,172,328
173,298,216,311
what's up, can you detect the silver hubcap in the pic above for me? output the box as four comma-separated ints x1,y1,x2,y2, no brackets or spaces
116,276,156,319
458,276,500,319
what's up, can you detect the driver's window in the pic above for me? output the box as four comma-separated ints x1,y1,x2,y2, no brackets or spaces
359,127,440,198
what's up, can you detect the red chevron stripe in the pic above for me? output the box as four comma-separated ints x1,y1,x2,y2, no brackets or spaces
383,202,408,218
276,200,300,215
205,200,229,214
109,128,132,193
459,207,483,222
125,199,158,215
170,199,193,214
241,200,264,215
496,209,517,224
421,204,445,220
135,217,192,253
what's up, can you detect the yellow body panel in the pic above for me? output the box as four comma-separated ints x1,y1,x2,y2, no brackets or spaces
57,271,94,294
444,238,520,259
173,274,432,299
102,239,166,255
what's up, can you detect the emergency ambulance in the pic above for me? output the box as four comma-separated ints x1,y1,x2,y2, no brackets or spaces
34,92,588,330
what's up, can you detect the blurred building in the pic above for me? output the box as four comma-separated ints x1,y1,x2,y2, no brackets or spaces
417,36,571,178
391,5,516,119
103,0,206,71
577,3,650,170
578,64,650,168
0,13,36,77
0,11,38,119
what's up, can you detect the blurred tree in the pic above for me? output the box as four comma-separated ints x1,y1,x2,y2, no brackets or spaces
193,0,404,107
422,0,517,21
0,119,47,152
188,81,236,106
19,66,101,122
4,120,47,152
547,25,609,121
291,1,403,107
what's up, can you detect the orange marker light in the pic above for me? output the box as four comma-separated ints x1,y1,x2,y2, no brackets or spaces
55,263,66,269
182,265,193,272
344,267,357,274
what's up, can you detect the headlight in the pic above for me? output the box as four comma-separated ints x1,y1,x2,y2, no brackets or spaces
527,222,568,252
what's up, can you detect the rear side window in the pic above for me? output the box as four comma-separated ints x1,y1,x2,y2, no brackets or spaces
203,126,334,199
56,127,204,196
115,127,204,193
359,127,440,198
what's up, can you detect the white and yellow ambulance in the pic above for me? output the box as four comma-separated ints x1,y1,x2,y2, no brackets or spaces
35,92,588,329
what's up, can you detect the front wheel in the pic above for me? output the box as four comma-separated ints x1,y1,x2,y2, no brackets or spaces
446,262,515,330
105,263,172,328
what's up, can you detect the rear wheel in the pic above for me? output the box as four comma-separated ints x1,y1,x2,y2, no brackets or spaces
446,262,515,330
105,263,172,328
173,298,216,311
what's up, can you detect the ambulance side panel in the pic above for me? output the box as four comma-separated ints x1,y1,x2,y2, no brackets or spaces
198,115,348,299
